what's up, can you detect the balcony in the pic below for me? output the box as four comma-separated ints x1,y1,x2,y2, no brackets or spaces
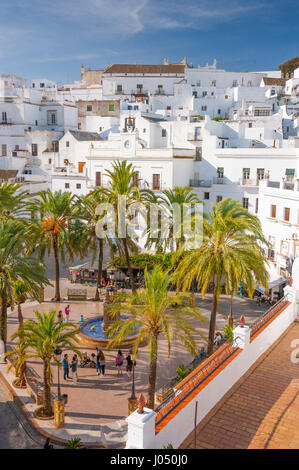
239,178,258,187
189,179,212,188
187,133,202,141
131,89,148,95
213,177,225,185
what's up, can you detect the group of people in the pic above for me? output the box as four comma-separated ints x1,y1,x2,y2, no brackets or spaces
61,348,136,384
57,305,70,322
62,353,79,384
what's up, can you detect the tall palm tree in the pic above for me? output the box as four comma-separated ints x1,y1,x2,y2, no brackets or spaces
11,310,81,417
144,186,202,253
175,198,268,356
0,219,49,351
106,266,206,409
27,189,81,301
0,182,29,220
102,161,150,293
78,190,111,300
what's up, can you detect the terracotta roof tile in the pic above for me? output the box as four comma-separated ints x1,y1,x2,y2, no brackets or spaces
104,64,185,75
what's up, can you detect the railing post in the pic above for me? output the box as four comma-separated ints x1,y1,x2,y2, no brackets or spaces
125,407,157,449
233,325,250,349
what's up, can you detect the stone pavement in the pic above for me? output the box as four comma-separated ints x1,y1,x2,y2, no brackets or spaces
2,287,268,447
181,322,299,449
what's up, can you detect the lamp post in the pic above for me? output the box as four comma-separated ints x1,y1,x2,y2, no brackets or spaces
54,348,62,400
53,347,65,428
128,351,137,414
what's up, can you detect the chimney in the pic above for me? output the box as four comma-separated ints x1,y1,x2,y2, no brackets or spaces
163,58,169,65
81,64,84,80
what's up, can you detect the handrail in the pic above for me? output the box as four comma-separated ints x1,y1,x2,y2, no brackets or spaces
155,339,239,425
250,295,289,337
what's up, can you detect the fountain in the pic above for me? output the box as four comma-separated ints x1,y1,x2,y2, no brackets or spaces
77,291,139,348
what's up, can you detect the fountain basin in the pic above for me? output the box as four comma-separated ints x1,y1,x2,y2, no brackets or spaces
77,317,139,349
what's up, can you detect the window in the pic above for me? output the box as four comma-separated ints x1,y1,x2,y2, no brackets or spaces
143,128,146,133
32,83,35,88
202,91,207,97
137,84,143,89
216,195,222,203
225,95,228,99
117,85,122,92
40,83,45,88
166,105,171,110
271,204,276,218
31,144,38,156
280,240,289,256
254,109,270,116
248,122,252,128
201,106,207,111
197,80,201,86
284,207,290,221
47,111,57,125
78,162,85,173
132,172,139,187
257,168,265,181
99,127,103,132
192,91,198,98
232,80,238,87
217,109,221,115
243,168,250,180
52,141,59,152
96,172,101,187
211,80,216,87
76,184,81,189
242,197,249,209
255,198,259,214
108,104,115,111
158,84,163,89
152,174,160,190
65,183,70,189
87,105,92,112
285,169,295,181
48,158,52,164
268,236,275,260
35,120,38,126
66,141,70,148
1,144,7,156
217,167,224,178
162,129,167,137
2,112,7,122
204,192,210,200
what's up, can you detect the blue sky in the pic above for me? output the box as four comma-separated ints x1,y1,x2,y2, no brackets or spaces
1,0,299,84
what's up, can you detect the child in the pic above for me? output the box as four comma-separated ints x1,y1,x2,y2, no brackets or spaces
115,350,123,376
65,305,70,321
79,314,84,323
57,310,63,322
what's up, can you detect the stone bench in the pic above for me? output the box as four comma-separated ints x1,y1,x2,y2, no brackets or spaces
67,288,87,300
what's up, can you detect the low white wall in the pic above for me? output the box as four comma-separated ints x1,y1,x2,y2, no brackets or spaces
153,298,296,448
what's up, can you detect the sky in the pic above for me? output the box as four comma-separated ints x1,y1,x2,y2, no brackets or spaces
1,0,299,84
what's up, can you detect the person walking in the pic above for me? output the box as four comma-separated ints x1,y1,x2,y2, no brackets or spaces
126,350,133,378
65,304,70,321
73,354,79,381
71,356,78,384
98,351,106,376
62,353,70,380
95,347,102,376
115,350,124,376
57,310,63,322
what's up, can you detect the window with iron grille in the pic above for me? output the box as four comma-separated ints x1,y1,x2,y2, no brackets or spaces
152,174,160,190
242,197,249,209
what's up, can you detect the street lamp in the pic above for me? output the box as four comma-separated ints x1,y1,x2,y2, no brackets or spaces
130,350,136,401
54,348,62,401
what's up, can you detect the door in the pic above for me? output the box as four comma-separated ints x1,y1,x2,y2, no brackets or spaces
96,171,101,187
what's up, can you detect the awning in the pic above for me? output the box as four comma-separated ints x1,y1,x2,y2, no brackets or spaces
285,169,295,175
69,263,87,271
256,268,287,293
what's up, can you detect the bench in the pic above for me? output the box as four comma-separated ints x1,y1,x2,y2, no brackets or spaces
67,288,87,300
26,376,43,405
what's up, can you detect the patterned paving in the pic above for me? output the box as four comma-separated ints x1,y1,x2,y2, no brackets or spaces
181,322,299,449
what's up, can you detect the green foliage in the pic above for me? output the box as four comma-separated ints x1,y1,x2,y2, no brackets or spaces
176,364,189,382
278,57,299,77
212,116,226,121
65,437,83,449
163,443,174,449
222,324,234,343
110,252,174,270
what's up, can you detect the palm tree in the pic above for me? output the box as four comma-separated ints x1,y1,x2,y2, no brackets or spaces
0,219,49,351
5,340,30,388
27,189,81,301
11,310,81,418
144,187,202,253
106,266,206,409
0,182,29,220
102,161,150,293
175,198,268,356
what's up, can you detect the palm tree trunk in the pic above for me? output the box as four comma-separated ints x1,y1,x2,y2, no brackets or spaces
147,334,158,409
42,359,53,416
0,288,8,351
18,361,27,387
17,302,23,327
123,238,136,294
95,238,103,301
53,235,61,301
207,282,219,357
